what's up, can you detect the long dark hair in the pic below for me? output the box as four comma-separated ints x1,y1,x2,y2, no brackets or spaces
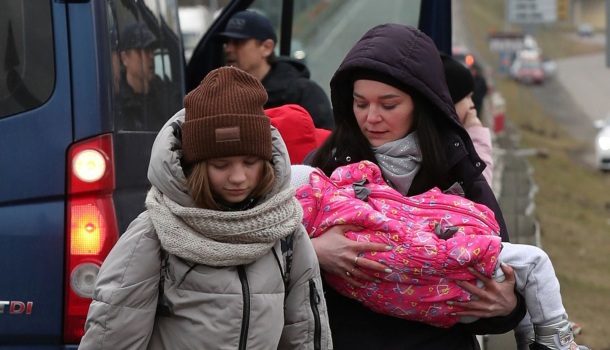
408,97,452,194
310,86,452,195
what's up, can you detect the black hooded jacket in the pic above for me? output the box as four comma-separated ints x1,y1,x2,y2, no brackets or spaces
312,24,526,350
262,57,334,130
117,74,181,131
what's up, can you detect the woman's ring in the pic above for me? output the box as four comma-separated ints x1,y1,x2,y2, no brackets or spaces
354,256,359,265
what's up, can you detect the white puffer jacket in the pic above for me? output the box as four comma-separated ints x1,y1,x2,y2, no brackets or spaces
79,110,332,350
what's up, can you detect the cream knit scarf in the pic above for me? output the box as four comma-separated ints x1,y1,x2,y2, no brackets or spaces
145,186,302,267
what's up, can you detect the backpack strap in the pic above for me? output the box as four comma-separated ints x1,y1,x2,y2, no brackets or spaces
156,247,171,317
280,232,295,290
273,232,295,297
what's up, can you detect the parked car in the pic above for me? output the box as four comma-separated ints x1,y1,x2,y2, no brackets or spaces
509,50,545,85
594,117,610,171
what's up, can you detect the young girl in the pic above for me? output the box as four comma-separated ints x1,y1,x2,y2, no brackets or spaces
293,161,588,350
79,67,332,350
441,52,494,186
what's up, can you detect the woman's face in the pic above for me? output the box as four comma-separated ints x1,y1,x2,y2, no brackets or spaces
207,156,264,203
353,79,415,147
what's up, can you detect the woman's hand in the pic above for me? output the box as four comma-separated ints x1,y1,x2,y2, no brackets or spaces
448,263,518,318
310,225,392,287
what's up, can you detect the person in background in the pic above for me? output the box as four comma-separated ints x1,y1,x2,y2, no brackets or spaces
218,10,334,130
117,22,180,130
79,67,331,349
305,23,525,350
441,52,493,185
266,104,331,164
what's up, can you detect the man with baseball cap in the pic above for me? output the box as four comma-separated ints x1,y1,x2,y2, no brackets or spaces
119,23,158,97
218,10,334,130
117,22,181,130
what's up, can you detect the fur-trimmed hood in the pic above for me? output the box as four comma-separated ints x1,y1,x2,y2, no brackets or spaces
147,108,293,208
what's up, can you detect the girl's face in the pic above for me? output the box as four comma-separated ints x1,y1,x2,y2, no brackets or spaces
353,79,415,147
454,93,474,124
207,156,264,203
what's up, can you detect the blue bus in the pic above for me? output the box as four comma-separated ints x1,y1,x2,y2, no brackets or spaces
0,0,450,347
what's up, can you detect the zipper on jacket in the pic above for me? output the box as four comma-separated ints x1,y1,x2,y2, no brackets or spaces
308,279,322,350
237,265,250,350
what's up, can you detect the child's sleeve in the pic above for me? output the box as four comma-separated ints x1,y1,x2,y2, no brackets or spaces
292,165,323,238
290,164,316,188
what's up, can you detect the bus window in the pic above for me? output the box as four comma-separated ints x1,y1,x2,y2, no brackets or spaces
0,0,54,119
110,0,183,131
178,3,226,63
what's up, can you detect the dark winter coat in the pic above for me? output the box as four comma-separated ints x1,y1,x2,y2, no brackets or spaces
262,58,334,130
310,23,526,350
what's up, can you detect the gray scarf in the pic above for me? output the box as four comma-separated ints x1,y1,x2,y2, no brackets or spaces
373,132,422,196
145,186,302,267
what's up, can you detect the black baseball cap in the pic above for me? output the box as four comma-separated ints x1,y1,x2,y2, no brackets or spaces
118,23,158,51
217,10,277,43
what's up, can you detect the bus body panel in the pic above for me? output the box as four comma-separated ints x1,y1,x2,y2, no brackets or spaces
0,1,71,345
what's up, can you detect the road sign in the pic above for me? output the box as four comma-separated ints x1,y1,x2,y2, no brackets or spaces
556,0,570,20
488,32,526,52
507,0,557,24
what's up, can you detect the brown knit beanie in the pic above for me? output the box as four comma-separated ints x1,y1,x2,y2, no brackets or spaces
182,66,272,165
